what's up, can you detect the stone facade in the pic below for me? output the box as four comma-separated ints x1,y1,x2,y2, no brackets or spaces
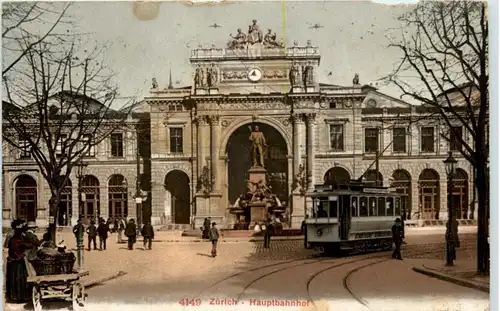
2,21,478,229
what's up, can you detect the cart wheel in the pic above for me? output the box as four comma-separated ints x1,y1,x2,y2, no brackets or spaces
32,284,42,311
72,283,86,311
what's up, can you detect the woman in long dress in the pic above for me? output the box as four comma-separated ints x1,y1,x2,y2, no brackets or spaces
5,223,37,302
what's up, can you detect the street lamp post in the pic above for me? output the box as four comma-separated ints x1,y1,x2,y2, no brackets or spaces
75,159,88,271
444,151,458,266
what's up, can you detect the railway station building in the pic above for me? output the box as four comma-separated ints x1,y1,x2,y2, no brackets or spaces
2,21,478,229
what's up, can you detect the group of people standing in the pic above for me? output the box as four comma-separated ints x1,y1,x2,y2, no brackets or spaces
72,217,155,251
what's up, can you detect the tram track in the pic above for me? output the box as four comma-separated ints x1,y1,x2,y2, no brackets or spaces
190,241,474,309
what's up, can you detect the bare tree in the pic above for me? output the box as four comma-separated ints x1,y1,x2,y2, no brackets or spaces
385,1,489,274
2,35,137,241
2,2,73,76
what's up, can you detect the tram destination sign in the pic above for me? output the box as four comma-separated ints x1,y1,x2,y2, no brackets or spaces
363,188,396,194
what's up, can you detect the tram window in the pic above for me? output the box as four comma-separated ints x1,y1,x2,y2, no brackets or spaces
317,200,328,217
359,197,368,217
369,197,377,216
329,200,338,218
377,197,386,216
386,197,394,216
395,197,401,216
351,197,358,217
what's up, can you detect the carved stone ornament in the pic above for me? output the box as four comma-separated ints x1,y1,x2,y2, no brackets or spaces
319,102,327,109
305,113,316,123
208,115,220,125
222,101,288,110
194,116,210,126
291,113,304,124
221,119,232,127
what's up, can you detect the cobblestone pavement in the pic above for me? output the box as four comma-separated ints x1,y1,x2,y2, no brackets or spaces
3,232,487,311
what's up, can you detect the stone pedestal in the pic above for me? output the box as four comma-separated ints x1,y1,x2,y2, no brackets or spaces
247,166,267,192
249,202,267,223
290,193,306,229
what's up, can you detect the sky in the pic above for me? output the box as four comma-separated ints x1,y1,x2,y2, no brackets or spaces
7,0,420,104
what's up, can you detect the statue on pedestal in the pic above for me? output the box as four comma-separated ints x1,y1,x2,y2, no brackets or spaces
247,19,263,45
289,62,300,86
151,77,158,89
194,65,205,88
302,62,314,86
207,63,218,87
228,28,247,49
248,125,267,167
263,29,283,48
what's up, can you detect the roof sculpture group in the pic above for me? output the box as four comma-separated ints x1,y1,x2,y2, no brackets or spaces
228,20,284,49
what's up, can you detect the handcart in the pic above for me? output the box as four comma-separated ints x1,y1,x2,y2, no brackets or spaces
25,257,89,311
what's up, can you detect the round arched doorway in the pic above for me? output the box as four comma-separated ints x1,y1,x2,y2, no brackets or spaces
15,175,37,222
164,170,190,224
225,122,288,206
391,170,412,220
108,175,128,220
418,169,440,220
81,175,100,225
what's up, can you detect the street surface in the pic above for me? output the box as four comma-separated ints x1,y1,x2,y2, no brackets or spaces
4,229,489,311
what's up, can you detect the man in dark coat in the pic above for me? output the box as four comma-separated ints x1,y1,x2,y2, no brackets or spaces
86,220,97,251
209,222,220,257
125,219,137,250
141,221,154,250
263,219,273,249
73,218,85,246
301,215,309,249
391,218,403,260
97,219,109,250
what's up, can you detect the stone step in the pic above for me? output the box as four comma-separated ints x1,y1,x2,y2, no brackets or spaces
182,228,303,238
157,224,192,231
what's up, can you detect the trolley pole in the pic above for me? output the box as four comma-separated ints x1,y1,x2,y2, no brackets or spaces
76,160,87,272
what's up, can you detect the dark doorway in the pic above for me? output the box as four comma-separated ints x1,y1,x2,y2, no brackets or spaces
391,170,412,220
108,174,128,220
226,122,288,205
15,175,37,222
81,175,100,225
165,170,190,224
58,178,72,226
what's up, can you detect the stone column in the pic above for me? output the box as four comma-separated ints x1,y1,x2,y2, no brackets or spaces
291,113,305,184
164,190,172,223
196,116,210,186
305,113,317,190
208,115,220,193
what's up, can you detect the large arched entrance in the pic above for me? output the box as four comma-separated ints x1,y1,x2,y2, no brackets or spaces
391,170,412,220
58,178,72,226
418,169,440,220
81,175,100,225
226,122,288,205
451,169,469,219
108,175,128,220
165,170,190,224
15,175,37,222
324,167,351,187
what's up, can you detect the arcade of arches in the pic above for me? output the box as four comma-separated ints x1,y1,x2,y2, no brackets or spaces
226,122,288,206
322,167,471,221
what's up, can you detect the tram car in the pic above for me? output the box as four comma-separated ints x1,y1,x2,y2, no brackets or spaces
304,181,406,254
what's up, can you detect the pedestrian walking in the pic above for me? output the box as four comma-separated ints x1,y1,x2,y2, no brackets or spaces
209,222,220,257
113,218,119,233
117,217,126,243
125,219,137,250
97,219,109,250
141,221,154,250
391,218,403,260
86,220,97,251
263,219,273,249
301,215,309,249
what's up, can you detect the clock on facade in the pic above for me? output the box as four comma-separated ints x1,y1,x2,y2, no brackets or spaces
247,68,262,82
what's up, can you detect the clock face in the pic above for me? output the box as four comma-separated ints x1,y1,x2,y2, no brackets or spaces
248,68,262,82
